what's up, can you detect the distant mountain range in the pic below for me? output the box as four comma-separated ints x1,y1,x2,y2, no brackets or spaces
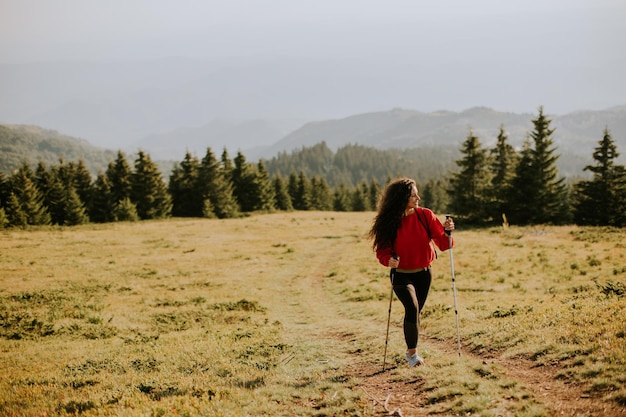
264,105,626,159
2,104,625,180
130,105,626,163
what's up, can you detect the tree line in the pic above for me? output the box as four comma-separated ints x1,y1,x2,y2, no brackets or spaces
0,107,624,228
0,147,386,229
447,107,626,226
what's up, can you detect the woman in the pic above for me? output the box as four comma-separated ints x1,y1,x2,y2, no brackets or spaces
369,177,454,367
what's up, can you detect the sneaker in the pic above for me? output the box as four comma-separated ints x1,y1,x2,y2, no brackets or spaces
406,352,425,367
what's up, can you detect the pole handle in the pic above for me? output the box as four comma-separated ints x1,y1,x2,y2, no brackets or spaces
391,254,398,271
445,215,452,236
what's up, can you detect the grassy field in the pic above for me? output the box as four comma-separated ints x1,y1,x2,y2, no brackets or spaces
0,212,624,416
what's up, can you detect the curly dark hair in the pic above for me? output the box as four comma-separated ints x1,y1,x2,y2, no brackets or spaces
368,177,416,252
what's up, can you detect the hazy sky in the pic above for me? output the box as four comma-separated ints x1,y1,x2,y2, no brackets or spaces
1,0,625,115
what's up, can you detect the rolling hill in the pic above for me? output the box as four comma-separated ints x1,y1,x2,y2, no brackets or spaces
0,124,117,174
257,106,626,160
125,106,626,167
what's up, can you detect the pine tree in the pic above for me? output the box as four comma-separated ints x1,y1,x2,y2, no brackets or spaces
199,148,239,218
70,159,94,207
32,159,92,225
293,171,311,210
309,176,333,210
368,178,381,211
508,107,570,225
34,161,60,223
0,169,8,225
0,171,9,207
45,174,68,225
287,171,299,205
0,207,7,229
360,181,372,211
272,174,293,211
231,151,258,212
51,158,91,206
507,140,535,224
488,125,518,222
35,161,51,197
448,129,492,223
131,150,172,219
333,182,351,211
254,160,276,211
113,197,139,222
202,199,217,219
63,186,89,226
8,162,51,226
421,178,449,213
221,148,234,183
90,172,115,223
107,151,133,207
5,192,27,227
573,127,626,226
350,181,370,211
51,161,91,224
169,152,202,217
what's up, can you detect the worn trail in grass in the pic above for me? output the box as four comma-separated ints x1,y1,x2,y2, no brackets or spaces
256,213,625,416
280,262,596,416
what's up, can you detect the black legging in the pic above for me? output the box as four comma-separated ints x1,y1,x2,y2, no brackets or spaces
391,269,432,349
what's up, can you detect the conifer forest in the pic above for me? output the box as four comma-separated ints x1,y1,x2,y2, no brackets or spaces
1,108,625,228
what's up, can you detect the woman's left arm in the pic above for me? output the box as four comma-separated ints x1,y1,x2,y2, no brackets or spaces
427,209,454,251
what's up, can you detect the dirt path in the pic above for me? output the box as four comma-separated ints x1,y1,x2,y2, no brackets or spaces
265,216,624,417
344,335,625,417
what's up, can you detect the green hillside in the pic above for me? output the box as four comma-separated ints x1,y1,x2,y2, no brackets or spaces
264,142,459,187
0,124,117,174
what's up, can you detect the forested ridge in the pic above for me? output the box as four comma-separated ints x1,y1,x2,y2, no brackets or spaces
1,108,624,228
263,142,458,187
0,124,117,174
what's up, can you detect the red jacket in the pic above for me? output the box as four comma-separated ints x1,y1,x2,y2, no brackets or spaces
376,208,453,270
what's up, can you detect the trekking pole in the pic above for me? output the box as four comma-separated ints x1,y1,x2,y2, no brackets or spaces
446,215,461,357
382,256,398,371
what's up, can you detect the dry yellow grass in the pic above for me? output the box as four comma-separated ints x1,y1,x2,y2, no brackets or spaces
0,212,624,416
